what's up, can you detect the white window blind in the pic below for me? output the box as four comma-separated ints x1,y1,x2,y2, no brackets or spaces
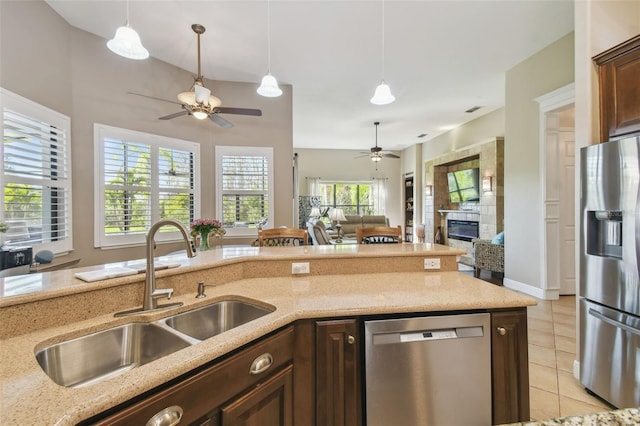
215,146,273,236
95,124,200,248
1,88,72,254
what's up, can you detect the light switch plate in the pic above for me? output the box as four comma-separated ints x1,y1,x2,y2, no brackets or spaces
424,258,441,270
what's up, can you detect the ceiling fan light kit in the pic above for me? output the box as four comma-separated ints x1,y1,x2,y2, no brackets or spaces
107,0,149,60
257,0,283,98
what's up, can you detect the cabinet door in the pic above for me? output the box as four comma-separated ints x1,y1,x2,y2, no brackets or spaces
316,319,361,426
221,365,293,426
595,35,640,141
491,308,530,424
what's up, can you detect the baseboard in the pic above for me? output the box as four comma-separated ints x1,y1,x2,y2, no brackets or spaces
503,278,560,300
573,359,580,380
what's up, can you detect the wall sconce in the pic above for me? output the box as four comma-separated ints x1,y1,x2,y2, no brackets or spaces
482,176,493,192
425,184,433,196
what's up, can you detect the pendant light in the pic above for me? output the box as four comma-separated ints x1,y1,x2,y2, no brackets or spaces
257,0,283,97
107,0,149,60
370,0,395,105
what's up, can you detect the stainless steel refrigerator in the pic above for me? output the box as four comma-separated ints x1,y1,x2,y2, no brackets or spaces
580,134,640,408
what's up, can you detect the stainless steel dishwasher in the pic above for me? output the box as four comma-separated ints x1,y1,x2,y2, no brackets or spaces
365,313,492,425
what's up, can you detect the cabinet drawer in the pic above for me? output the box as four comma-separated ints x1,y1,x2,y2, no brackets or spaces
89,326,294,425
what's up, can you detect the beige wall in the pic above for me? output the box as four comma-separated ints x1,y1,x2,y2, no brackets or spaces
503,32,575,291
295,148,402,228
421,108,505,162
1,0,293,267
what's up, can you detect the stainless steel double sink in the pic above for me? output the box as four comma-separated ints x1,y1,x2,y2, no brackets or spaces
35,299,274,388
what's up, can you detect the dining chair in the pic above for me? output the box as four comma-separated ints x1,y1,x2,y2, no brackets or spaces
258,228,308,246
356,226,402,244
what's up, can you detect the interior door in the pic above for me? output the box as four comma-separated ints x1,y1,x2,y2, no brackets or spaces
559,129,576,295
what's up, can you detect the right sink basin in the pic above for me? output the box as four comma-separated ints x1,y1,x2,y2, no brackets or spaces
163,300,274,341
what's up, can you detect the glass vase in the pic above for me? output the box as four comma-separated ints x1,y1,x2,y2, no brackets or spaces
199,230,210,251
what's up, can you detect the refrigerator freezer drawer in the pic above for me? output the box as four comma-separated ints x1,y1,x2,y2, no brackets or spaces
580,299,640,408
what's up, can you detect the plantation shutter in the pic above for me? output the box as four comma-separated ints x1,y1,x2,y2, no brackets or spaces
103,138,152,236
95,124,200,247
1,90,72,254
220,154,270,227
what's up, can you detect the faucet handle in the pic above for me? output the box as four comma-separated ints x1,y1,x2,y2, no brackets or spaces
152,288,174,300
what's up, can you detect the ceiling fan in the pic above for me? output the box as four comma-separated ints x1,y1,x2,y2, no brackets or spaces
357,121,400,162
130,24,262,128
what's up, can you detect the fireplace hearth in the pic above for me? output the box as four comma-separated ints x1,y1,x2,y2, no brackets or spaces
447,219,479,242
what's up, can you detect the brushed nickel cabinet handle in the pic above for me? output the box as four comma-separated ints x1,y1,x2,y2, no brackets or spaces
497,327,507,336
347,335,355,345
146,405,183,426
249,353,273,375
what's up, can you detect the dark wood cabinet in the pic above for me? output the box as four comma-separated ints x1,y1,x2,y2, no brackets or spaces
594,35,640,142
221,365,293,426
87,327,294,426
491,308,530,424
85,310,529,426
315,319,361,426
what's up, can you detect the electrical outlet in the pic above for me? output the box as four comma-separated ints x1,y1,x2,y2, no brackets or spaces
424,258,441,270
292,262,310,274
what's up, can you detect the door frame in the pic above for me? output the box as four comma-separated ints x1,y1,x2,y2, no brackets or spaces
535,83,575,299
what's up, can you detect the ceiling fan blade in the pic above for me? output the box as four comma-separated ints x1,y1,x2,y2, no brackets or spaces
128,92,181,105
210,113,234,128
382,153,400,158
159,110,189,120
216,107,262,116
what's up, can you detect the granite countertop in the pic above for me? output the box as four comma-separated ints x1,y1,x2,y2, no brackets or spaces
0,244,536,425
504,407,640,425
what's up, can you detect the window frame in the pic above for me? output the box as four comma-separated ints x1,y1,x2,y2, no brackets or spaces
0,88,73,255
94,123,200,248
215,146,274,237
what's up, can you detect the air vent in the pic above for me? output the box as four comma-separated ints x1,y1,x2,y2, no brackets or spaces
465,106,482,113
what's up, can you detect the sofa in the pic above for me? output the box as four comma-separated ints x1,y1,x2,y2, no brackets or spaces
328,215,389,239
307,215,390,245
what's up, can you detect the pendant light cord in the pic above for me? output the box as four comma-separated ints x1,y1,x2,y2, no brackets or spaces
267,0,272,73
381,0,385,79
125,0,130,26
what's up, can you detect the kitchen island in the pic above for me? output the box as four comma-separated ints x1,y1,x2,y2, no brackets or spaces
0,243,536,425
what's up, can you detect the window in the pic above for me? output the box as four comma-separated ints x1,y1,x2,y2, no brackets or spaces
94,124,200,247
319,182,374,215
1,88,72,254
215,146,273,236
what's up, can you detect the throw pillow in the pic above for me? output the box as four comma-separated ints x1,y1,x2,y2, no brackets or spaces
491,232,504,245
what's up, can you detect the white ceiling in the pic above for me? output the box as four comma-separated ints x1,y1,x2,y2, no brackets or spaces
45,0,574,152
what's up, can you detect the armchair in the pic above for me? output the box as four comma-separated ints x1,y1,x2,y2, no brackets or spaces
472,239,504,278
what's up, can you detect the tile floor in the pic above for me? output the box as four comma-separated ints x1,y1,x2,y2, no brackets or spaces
526,295,613,420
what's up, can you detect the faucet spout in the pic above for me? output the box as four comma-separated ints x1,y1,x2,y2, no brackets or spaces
142,219,197,311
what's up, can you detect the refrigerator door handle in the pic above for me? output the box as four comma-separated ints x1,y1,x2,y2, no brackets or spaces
588,308,640,336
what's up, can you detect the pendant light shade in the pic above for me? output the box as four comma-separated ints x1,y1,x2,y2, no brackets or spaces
371,81,395,105
257,0,282,98
107,0,148,60
257,73,283,97
371,0,394,105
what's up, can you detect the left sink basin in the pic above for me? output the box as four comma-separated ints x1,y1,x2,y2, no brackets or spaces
35,323,191,388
